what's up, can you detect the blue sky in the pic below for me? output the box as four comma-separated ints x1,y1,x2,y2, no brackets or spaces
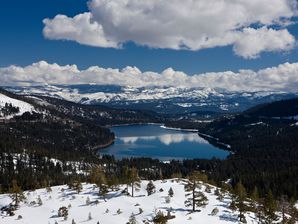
1,0,298,75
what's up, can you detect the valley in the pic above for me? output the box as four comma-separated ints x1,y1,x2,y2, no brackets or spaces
1,88,298,223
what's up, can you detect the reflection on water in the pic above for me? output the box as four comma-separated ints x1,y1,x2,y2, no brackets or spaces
120,133,209,145
100,124,229,161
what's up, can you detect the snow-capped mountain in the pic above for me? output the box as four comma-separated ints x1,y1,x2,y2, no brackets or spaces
6,84,298,114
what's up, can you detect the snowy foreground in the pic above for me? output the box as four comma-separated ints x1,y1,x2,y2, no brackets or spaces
0,180,258,224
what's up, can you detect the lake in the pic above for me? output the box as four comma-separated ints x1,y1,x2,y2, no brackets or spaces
100,124,229,161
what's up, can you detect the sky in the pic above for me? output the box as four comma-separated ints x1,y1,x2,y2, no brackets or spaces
0,0,298,91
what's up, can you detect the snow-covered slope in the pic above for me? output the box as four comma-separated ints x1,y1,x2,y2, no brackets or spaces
0,93,35,119
7,84,298,114
0,180,258,224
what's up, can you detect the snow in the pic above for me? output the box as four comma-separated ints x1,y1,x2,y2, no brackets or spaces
245,122,265,127
0,179,259,224
4,85,258,104
160,125,198,132
0,93,35,119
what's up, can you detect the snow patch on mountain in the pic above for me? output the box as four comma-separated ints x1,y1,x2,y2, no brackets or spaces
6,85,298,113
0,180,259,224
0,93,35,119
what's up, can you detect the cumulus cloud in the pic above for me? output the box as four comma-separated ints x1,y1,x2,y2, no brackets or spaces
233,27,295,59
43,0,298,58
2,61,298,92
43,12,118,48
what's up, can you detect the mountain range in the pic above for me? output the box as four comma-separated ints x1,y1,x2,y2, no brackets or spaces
6,84,298,114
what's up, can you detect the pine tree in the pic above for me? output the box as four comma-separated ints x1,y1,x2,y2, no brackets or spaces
264,190,277,223
127,213,137,224
46,185,52,193
165,196,171,204
37,195,43,206
91,166,108,201
278,195,291,224
9,180,26,207
99,184,109,201
146,180,156,196
205,185,212,193
107,175,119,191
184,171,208,212
229,199,237,212
250,186,259,210
234,181,247,223
153,210,167,224
73,181,83,194
86,196,91,205
122,166,130,194
251,186,259,202
129,167,141,197
168,187,174,197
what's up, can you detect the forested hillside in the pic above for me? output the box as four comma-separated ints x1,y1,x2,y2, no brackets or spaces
245,97,298,117
194,98,298,199
0,89,159,192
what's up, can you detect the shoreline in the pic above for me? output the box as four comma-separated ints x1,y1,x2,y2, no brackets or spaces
93,138,115,150
159,125,198,132
106,122,199,133
198,132,232,150
105,122,163,128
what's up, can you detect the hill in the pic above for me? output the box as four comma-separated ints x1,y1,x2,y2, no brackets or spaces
194,102,298,198
245,97,298,118
0,89,160,193
0,180,262,224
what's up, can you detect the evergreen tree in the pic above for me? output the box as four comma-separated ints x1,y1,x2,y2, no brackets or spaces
127,213,137,224
165,196,171,204
99,184,109,201
86,196,91,205
107,175,119,191
250,186,259,210
73,181,83,194
168,187,174,197
278,195,291,224
211,207,219,216
37,195,43,206
90,166,108,201
146,180,156,196
46,185,52,193
264,190,277,223
215,188,224,202
122,166,130,194
234,181,247,223
229,199,237,212
9,180,26,207
129,167,141,197
251,186,259,202
153,210,168,224
184,171,208,212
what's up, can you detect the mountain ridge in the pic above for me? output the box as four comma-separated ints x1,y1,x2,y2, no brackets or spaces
6,84,298,114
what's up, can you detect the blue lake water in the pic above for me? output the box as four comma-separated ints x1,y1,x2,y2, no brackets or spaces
100,124,229,161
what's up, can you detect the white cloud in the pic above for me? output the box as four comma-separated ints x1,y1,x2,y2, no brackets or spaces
2,61,298,92
233,27,296,59
43,0,298,58
43,13,118,48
